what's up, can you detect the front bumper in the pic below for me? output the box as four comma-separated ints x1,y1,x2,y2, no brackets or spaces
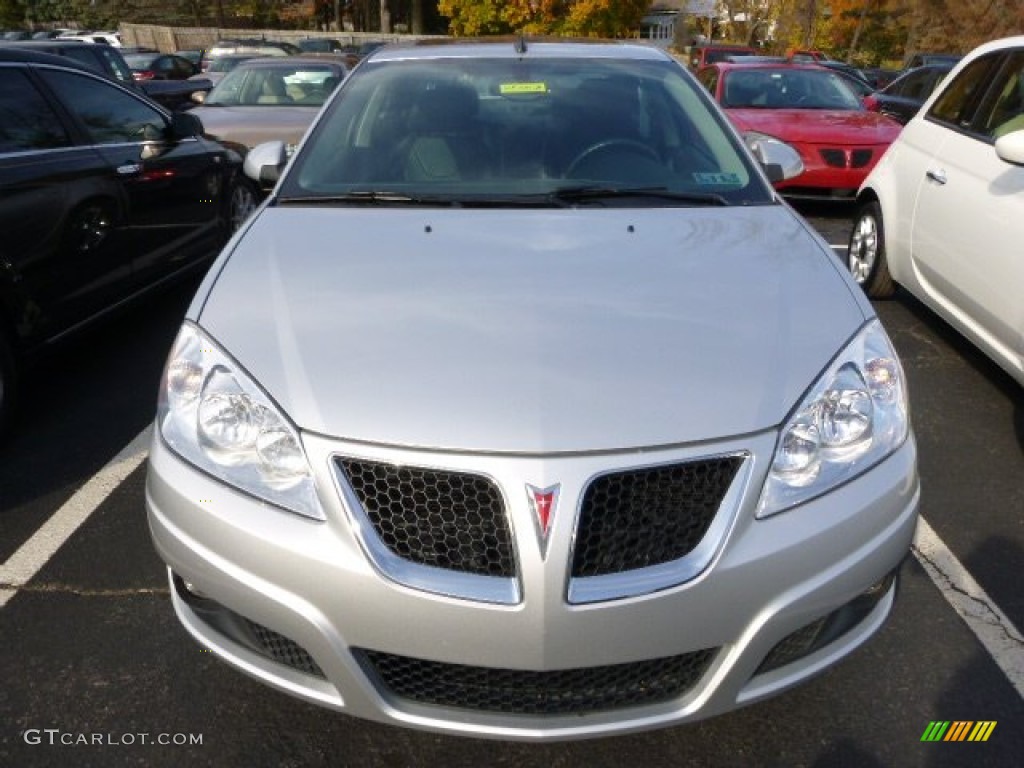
777,143,889,197
146,427,919,741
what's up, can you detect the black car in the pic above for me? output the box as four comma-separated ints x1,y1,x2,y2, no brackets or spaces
902,52,961,70
863,63,955,124
123,52,199,81
0,40,212,110
0,48,259,435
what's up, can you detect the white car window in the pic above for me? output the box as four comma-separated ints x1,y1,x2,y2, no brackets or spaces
981,51,1024,138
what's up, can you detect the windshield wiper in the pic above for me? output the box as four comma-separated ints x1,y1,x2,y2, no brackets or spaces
276,191,439,206
548,186,730,206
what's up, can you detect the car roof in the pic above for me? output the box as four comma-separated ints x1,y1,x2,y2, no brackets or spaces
367,39,672,62
709,61,829,72
232,55,349,69
0,44,97,71
1,39,108,53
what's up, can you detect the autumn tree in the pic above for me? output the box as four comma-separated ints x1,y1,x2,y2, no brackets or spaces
825,0,1024,65
439,0,649,38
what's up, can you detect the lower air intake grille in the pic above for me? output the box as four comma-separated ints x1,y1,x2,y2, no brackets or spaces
358,648,717,715
571,457,742,578
820,148,846,167
246,620,325,678
338,457,515,578
850,149,873,168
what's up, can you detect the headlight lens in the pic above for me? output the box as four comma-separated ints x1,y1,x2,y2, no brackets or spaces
158,322,323,520
758,319,909,517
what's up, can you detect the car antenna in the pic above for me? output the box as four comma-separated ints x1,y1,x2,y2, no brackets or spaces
515,33,527,55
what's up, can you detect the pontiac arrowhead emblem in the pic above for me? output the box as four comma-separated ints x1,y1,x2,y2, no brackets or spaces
526,484,560,556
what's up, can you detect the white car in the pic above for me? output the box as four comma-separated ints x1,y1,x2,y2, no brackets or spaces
848,36,1024,386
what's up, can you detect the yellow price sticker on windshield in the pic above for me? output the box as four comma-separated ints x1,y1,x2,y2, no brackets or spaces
500,82,548,94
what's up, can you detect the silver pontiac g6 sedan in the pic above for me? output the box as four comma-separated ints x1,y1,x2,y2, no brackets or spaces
145,40,920,741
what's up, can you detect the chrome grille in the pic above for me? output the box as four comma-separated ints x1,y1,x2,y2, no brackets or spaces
337,457,515,578
358,648,716,715
571,457,743,578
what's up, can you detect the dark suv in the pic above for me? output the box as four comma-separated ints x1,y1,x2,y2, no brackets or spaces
0,39,212,110
0,48,258,435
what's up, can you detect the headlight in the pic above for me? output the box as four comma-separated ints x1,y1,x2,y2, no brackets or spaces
158,322,323,520
758,319,909,517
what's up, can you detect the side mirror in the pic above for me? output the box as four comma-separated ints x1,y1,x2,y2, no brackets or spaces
743,133,804,183
994,128,1024,167
191,90,207,105
170,111,203,140
244,141,289,187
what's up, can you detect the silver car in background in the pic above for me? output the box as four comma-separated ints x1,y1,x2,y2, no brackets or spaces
189,56,347,157
146,40,919,741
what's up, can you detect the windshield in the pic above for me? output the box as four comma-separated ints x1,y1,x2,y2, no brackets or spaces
206,64,343,107
279,54,772,206
723,68,864,110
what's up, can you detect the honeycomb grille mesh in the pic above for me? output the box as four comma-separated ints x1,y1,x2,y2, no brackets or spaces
245,620,325,678
756,617,829,675
338,458,515,578
359,648,717,715
571,457,742,578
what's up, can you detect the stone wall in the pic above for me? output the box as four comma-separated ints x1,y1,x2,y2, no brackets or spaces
119,23,443,53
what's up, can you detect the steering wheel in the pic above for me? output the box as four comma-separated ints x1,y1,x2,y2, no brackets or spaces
565,139,661,178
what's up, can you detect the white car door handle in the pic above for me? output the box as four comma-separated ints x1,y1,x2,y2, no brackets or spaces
926,168,947,185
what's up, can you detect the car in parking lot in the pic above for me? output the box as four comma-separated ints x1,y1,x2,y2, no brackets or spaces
189,53,257,87
697,61,902,198
862,63,954,124
0,47,256,435
124,51,199,81
188,56,346,164
849,36,1024,387
688,42,757,70
146,39,919,741
0,39,212,110
201,38,297,72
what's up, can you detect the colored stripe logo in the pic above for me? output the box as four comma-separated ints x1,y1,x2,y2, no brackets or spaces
921,721,996,742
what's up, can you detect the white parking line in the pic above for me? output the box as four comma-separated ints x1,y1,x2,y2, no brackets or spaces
1,425,1021,700
913,518,1024,697
0,426,151,608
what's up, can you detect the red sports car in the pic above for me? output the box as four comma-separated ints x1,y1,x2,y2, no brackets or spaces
697,62,902,198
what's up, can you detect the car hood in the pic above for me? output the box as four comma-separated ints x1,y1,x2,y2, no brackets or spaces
728,108,901,144
196,206,867,453
190,105,319,150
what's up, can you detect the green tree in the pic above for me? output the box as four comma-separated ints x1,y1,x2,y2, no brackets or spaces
0,0,23,27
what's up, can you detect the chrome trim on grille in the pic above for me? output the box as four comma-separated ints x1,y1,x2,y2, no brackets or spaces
567,453,751,604
332,457,522,605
